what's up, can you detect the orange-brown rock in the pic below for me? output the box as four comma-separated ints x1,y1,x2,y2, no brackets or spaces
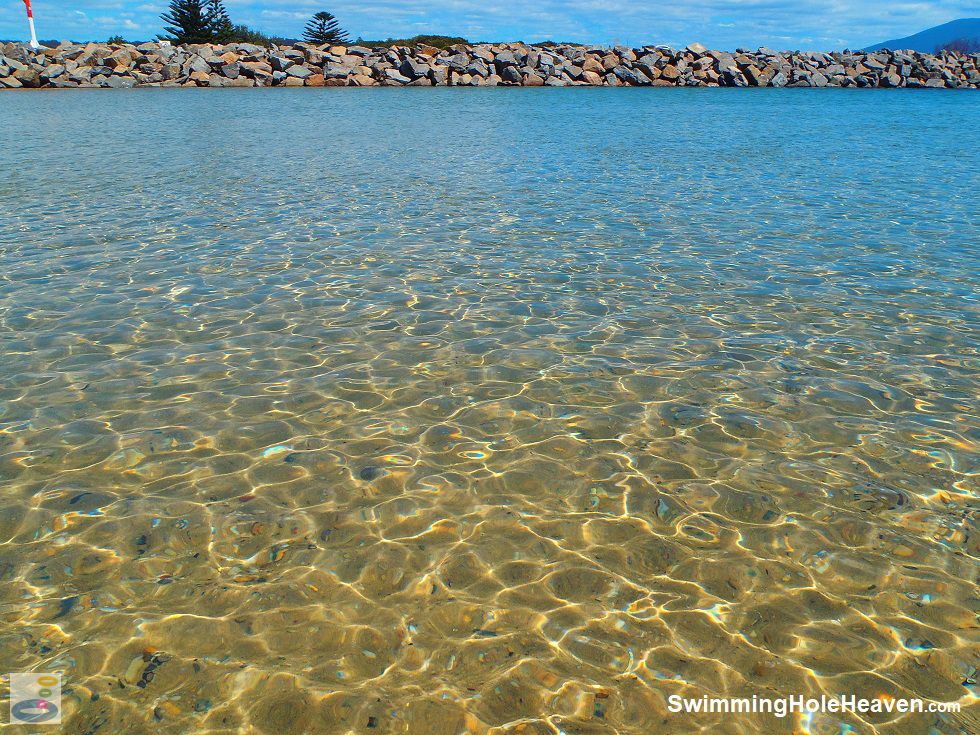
582,70,603,85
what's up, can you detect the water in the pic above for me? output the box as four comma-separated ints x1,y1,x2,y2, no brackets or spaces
0,88,978,735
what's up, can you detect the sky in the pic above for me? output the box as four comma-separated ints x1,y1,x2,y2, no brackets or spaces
0,1,974,50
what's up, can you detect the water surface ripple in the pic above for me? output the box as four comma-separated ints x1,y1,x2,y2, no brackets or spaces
0,89,978,735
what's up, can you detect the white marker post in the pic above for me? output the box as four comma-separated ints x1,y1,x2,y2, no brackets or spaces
23,0,41,49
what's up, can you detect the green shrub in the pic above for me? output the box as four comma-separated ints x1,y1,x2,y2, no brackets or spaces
225,24,289,47
355,34,468,50
937,37,980,54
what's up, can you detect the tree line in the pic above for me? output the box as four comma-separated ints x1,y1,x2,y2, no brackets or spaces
159,1,349,45
937,37,980,53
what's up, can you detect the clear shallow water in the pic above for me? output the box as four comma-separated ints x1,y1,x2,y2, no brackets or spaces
0,89,978,735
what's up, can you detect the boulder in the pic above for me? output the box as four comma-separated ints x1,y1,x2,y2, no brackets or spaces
430,66,448,85
500,66,522,84
446,53,469,71
323,61,352,79
472,46,495,62
40,63,65,78
744,65,768,86
187,56,210,75
399,57,430,79
612,65,646,85
465,59,490,78
581,70,603,85
810,72,829,87
494,51,519,70
13,66,41,87
103,75,136,88
270,55,293,72
69,67,94,83
75,48,106,67
383,68,411,84
721,68,748,86
186,44,216,59
582,56,604,74
240,60,272,78
108,48,134,69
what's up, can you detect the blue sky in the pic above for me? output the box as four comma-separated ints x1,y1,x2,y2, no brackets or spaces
0,1,974,49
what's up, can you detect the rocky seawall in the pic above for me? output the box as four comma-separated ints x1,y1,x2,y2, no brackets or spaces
2,39,978,90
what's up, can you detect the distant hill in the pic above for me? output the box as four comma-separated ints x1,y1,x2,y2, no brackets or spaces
865,18,980,52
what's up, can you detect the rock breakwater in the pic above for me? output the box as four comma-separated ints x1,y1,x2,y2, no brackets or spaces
2,39,978,90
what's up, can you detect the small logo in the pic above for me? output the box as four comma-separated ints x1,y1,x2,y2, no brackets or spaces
9,673,62,724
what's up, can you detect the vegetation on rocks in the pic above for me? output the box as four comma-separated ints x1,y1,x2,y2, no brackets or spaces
223,25,289,48
1,39,977,90
356,35,469,51
938,37,980,54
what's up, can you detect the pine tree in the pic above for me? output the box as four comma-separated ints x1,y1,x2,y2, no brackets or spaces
303,12,350,45
207,1,234,44
159,0,233,44
159,0,210,44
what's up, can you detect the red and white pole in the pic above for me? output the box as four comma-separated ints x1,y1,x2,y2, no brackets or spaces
23,0,41,49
